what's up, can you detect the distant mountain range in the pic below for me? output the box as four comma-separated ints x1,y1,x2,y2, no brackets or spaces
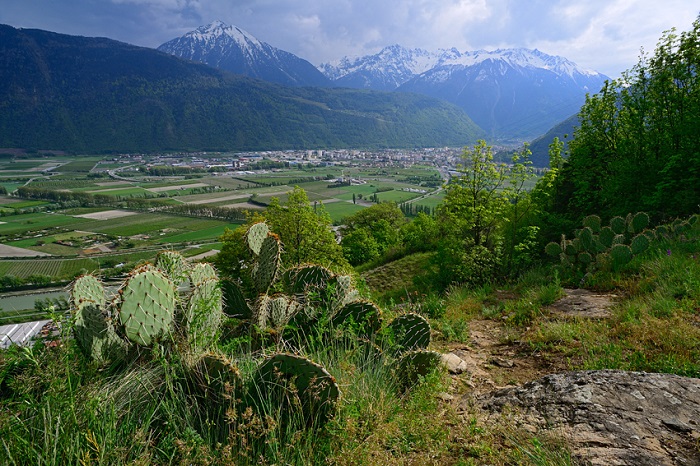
158,21,331,87
0,24,483,152
156,22,608,141
321,46,608,140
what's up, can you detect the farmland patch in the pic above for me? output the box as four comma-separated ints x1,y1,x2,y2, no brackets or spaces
74,210,138,220
146,182,209,193
0,244,52,257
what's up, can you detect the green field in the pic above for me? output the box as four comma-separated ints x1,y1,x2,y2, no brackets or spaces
154,223,242,243
0,212,89,236
59,159,100,172
0,258,98,279
322,201,366,222
76,213,225,237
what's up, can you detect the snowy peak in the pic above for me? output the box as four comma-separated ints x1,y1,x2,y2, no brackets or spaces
158,21,330,87
319,45,603,87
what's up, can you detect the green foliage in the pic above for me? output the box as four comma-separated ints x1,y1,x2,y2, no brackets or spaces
551,17,700,222
266,187,348,269
1,25,484,152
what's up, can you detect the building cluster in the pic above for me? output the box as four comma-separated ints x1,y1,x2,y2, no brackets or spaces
99,147,465,172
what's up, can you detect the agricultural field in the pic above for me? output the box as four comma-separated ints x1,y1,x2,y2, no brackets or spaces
0,152,449,304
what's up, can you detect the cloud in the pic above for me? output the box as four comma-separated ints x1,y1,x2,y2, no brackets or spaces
0,0,697,77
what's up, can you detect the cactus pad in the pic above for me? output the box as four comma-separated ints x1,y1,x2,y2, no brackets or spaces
252,294,298,330
599,227,615,248
249,353,340,427
582,215,602,233
117,267,176,346
73,302,126,365
629,212,650,234
189,262,218,287
246,222,270,256
331,301,382,337
630,233,650,255
71,274,105,310
221,277,252,319
188,351,242,403
253,233,282,293
610,216,626,234
577,227,594,252
186,278,223,351
285,264,334,294
578,251,593,265
544,242,562,257
564,240,577,256
155,251,189,284
385,313,431,355
610,244,633,268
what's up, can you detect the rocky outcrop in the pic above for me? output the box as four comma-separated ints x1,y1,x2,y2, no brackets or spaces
549,288,619,318
473,370,700,465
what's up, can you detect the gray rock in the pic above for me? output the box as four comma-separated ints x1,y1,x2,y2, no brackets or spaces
441,352,468,374
473,370,700,466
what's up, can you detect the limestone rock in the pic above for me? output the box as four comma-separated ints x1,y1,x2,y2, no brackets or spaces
473,370,700,465
442,352,468,374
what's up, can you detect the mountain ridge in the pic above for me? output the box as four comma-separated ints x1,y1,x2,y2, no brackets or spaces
158,21,331,87
0,24,484,152
321,45,608,140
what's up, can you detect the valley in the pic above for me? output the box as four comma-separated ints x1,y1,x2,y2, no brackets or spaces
0,149,451,319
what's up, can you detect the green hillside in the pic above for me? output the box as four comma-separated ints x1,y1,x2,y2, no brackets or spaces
0,25,484,152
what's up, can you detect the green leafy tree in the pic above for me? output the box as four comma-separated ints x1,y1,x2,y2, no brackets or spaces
266,186,348,269
501,143,537,272
342,202,405,258
341,228,380,265
432,140,509,289
553,16,700,222
400,212,439,253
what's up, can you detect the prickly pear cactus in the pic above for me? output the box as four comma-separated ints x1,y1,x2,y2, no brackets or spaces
254,294,298,330
221,277,252,319
610,216,626,235
331,301,382,337
71,274,104,309
253,233,282,293
629,212,650,234
610,244,633,269
393,349,443,391
284,264,334,294
116,266,176,346
577,227,594,252
189,262,217,287
71,275,126,364
582,215,602,233
187,351,242,404
249,353,340,427
246,222,270,256
385,313,431,355
630,233,650,255
185,278,223,352
73,303,127,365
156,250,189,285
599,227,615,248
544,242,562,257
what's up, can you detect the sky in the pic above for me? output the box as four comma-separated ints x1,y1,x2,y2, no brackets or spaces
1,1,698,78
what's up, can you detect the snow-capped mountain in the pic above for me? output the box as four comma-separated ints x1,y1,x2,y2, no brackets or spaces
319,45,440,91
158,21,330,87
320,45,608,139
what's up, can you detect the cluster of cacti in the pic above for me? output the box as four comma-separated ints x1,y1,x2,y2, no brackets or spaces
545,212,653,272
70,221,444,441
